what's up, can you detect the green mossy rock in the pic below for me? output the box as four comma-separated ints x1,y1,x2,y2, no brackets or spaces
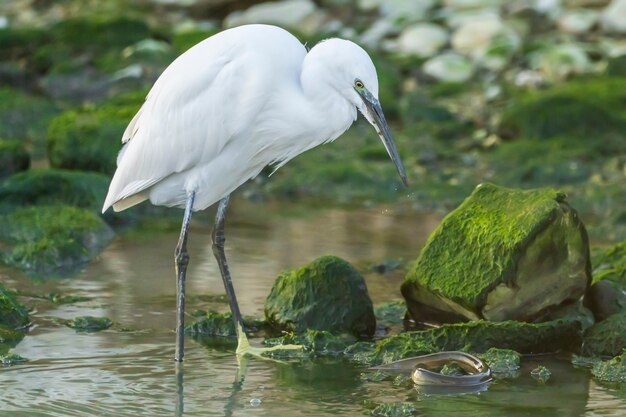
479,348,521,377
66,316,112,332
0,205,114,277
0,283,29,330
265,256,376,338
584,280,626,322
0,169,108,211
591,350,626,384
47,96,141,175
499,78,626,142
263,330,357,359
0,352,28,365
583,310,626,357
369,317,583,365
402,183,591,323
0,88,58,153
0,140,29,179
185,311,264,337
591,241,626,289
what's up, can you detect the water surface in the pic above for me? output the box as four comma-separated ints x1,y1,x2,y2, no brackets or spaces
1,201,624,416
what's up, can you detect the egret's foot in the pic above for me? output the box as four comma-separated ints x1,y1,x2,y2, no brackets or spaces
235,323,303,359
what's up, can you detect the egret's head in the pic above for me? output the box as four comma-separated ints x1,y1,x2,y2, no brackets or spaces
307,38,408,186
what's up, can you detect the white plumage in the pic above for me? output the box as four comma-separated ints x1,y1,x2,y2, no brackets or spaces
102,24,391,213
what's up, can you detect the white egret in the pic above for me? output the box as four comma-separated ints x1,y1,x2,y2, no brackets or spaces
102,24,407,361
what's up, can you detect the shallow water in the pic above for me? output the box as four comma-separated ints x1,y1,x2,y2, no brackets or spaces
1,201,624,416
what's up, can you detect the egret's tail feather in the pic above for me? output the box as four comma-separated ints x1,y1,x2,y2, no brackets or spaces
111,193,149,212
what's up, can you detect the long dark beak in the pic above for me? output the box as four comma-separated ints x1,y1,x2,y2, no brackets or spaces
358,89,409,187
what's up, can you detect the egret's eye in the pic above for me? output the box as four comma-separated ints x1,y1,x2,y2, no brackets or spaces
354,80,364,89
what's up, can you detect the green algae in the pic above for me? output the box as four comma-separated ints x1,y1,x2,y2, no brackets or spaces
402,183,590,323
591,350,626,384
66,316,113,332
47,96,142,175
0,169,109,212
583,310,626,357
370,318,583,366
531,365,551,383
374,300,407,329
478,347,521,376
185,310,264,337
0,352,28,366
0,284,29,330
499,78,626,142
367,402,417,417
591,241,626,288
265,256,376,338
0,325,25,345
0,139,29,179
0,205,114,277
263,330,356,359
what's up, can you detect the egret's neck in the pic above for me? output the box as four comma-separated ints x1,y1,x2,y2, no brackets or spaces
299,56,357,144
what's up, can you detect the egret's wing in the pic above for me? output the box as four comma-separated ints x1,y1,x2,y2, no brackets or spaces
102,34,272,212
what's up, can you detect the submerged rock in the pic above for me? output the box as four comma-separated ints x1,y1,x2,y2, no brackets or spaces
0,283,29,330
402,183,590,324
0,352,28,366
531,365,551,383
264,256,376,338
478,347,521,376
0,139,29,179
66,316,112,332
583,310,626,357
363,316,584,365
185,310,264,337
591,350,626,383
0,205,114,277
264,329,356,359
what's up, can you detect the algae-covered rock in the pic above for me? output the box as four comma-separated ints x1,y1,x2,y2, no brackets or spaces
47,96,141,175
591,350,626,384
583,310,626,357
264,329,356,359
402,183,591,324
498,78,626,142
369,317,583,365
0,88,58,150
0,139,29,179
478,347,521,376
531,365,551,383
374,300,407,330
0,352,28,366
0,205,114,276
584,280,626,322
265,256,376,338
591,241,626,289
0,169,108,211
367,402,417,417
185,310,264,337
0,283,29,330
66,316,112,332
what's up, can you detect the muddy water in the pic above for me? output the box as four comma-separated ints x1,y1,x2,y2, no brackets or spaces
0,201,624,416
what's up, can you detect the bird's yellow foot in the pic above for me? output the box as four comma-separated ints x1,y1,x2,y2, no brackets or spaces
235,323,303,358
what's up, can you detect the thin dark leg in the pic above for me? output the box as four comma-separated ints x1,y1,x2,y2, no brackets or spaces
211,195,246,336
175,191,195,362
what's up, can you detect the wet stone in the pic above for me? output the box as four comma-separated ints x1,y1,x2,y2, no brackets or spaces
264,256,376,338
583,310,626,357
584,280,626,322
478,347,521,377
401,183,591,324
66,316,113,332
591,350,626,384
531,365,551,383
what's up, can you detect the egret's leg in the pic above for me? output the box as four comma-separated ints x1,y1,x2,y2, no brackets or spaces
175,191,195,362
212,195,302,358
211,195,249,353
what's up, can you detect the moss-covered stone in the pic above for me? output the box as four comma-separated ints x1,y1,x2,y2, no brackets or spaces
402,183,591,323
367,402,417,417
370,317,583,365
591,350,626,384
0,352,28,365
478,347,521,376
0,283,29,330
0,205,114,277
374,300,407,330
263,329,356,359
0,325,25,345
498,78,626,143
185,311,264,337
66,316,112,332
531,365,551,383
0,88,58,153
265,256,376,338
583,310,626,357
0,169,108,211
591,241,626,289
584,280,626,322
0,140,29,179
47,96,141,175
